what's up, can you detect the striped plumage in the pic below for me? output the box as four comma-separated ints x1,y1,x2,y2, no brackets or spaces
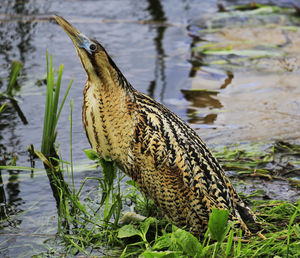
55,15,259,237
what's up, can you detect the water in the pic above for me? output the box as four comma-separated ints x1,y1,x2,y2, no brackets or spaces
0,0,299,256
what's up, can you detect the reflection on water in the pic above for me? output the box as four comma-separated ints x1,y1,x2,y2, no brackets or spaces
181,90,222,109
145,0,167,100
0,166,23,227
0,171,8,221
185,24,235,125
0,0,38,65
220,71,233,89
0,0,39,234
181,89,222,124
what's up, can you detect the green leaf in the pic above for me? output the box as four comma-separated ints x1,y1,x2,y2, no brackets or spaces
0,165,42,172
118,224,141,239
126,179,140,189
173,227,202,257
294,224,300,239
0,103,6,113
83,149,99,160
7,60,22,96
140,217,156,237
208,208,230,243
100,158,117,187
225,229,234,258
140,250,181,258
152,234,173,250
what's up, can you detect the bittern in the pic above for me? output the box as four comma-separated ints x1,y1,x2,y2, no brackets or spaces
55,15,260,237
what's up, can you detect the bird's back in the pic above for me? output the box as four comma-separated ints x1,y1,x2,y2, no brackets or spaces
126,91,258,236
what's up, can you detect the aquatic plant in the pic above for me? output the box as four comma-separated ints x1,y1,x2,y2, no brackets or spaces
0,102,6,113
40,51,73,159
1,138,299,257
7,61,22,96
0,60,22,99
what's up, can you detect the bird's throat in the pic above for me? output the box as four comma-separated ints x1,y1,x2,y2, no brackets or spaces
82,78,137,163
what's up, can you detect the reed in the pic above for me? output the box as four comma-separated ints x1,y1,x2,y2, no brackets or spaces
7,61,22,96
41,51,73,158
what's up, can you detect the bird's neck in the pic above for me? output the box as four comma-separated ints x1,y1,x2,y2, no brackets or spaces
83,73,137,163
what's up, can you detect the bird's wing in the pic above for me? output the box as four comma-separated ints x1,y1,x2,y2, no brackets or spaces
134,93,237,209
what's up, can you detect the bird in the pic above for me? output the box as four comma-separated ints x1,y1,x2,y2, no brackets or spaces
54,15,260,238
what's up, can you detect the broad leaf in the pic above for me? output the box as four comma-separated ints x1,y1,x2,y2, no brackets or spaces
208,208,230,242
83,149,99,161
173,227,202,257
118,224,141,239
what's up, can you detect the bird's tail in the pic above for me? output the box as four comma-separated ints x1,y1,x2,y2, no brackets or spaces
236,203,261,233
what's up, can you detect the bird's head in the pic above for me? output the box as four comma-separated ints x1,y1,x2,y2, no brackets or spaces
54,15,120,85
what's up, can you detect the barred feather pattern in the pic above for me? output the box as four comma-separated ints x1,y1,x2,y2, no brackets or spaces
82,74,258,237
130,93,256,236
54,15,259,237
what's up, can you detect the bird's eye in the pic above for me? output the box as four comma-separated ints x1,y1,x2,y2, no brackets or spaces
89,43,97,52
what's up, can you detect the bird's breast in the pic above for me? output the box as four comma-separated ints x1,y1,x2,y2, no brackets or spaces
82,81,137,163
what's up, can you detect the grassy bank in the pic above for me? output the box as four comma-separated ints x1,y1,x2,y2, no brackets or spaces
33,141,299,257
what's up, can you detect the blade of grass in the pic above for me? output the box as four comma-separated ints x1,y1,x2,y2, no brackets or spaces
7,61,22,96
52,64,64,123
69,98,75,192
0,102,6,113
286,200,300,257
225,229,234,258
55,78,73,130
0,165,42,172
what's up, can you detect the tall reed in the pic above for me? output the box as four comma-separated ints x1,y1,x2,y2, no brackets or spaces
41,51,73,158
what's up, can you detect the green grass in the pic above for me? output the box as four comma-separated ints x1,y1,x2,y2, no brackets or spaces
0,60,22,99
0,102,6,113
1,135,299,257
36,141,298,257
40,51,73,159
7,61,22,96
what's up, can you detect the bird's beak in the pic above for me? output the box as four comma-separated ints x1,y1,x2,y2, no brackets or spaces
54,15,93,54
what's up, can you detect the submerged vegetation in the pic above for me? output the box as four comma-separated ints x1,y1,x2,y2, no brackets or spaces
0,60,22,99
191,2,300,73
